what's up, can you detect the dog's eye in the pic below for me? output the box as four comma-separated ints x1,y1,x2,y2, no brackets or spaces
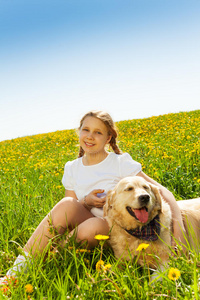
125,186,134,191
143,185,149,190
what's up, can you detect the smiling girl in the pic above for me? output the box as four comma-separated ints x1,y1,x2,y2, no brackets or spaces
1,110,186,282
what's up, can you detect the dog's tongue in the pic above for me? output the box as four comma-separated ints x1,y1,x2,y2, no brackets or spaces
134,208,148,223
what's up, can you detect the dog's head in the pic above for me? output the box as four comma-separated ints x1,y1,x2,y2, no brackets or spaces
104,176,162,230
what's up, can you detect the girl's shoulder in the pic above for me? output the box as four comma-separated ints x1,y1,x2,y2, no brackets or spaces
107,152,139,167
109,152,133,161
64,157,82,169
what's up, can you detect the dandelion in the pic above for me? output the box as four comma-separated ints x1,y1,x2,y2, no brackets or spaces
56,185,62,189
136,243,149,252
96,260,112,273
168,268,181,281
79,249,90,253
76,248,89,253
96,260,104,271
25,284,34,294
103,263,112,272
94,235,109,240
83,258,90,265
95,235,109,262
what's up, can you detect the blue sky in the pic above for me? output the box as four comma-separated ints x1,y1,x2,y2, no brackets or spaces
0,0,200,141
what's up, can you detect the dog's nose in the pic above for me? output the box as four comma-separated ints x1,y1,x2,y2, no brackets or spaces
138,194,150,204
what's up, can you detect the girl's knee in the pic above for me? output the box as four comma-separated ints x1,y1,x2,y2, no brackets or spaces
56,196,75,207
52,197,78,215
76,218,109,248
50,197,78,231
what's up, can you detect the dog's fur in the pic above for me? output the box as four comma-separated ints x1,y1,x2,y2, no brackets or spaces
104,176,200,270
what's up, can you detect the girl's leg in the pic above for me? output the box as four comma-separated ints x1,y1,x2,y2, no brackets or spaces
3,217,109,280
4,198,93,278
70,217,110,248
4,199,106,279
23,197,94,255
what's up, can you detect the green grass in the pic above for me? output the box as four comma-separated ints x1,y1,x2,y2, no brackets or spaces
0,110,199,299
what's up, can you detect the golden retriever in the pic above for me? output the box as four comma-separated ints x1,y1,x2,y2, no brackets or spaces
104,176,200,275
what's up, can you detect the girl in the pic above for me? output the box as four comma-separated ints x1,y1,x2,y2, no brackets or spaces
1,110,186,283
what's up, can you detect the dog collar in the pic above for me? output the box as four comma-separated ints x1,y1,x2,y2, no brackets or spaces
124,214,160,241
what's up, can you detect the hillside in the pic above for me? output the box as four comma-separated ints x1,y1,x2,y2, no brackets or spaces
0,110,199,299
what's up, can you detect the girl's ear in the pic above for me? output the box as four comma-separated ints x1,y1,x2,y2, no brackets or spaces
107,135,112,144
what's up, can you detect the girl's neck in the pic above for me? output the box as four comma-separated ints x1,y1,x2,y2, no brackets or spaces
82,151,109,166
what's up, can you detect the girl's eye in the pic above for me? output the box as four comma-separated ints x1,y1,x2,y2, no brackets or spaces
96,131,102,135
83,128,89,132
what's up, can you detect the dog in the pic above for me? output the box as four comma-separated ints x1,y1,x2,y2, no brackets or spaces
103,176,200,276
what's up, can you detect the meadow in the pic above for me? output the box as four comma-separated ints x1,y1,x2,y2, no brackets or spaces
0,110,199,299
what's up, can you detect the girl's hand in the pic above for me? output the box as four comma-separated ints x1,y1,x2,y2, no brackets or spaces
85,189,106,208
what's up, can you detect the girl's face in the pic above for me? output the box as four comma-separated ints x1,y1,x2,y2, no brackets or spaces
79,116,111,156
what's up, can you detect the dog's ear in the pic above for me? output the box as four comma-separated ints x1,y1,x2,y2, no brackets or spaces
149,183,162,212
103,189,115,216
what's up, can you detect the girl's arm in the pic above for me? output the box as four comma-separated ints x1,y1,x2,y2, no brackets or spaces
136,171,187,251
65,189,78,199
64,189,104,210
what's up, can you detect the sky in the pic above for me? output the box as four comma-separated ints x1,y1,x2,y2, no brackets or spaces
0,0,200,142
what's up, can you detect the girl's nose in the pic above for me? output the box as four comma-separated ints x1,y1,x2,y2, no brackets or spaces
87,132,94,139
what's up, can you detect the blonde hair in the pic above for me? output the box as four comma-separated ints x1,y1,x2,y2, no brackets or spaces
78,110,122,157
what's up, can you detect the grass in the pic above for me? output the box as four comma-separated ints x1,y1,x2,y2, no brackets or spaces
0,110,199,299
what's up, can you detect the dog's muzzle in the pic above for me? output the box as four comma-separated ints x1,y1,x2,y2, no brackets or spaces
126,206,149,223
138,194,150,205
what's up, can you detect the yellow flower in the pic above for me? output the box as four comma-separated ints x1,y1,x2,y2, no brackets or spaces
94,235,109,240
96,260,104,271
96,260,112,273
103,263,112,272
25,284,34,294
84,258,90,265
76,249,90,253
168,268,181,281
136,243,149,252
79,249,90,253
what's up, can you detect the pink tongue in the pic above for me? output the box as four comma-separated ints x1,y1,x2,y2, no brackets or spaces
134,208,149,223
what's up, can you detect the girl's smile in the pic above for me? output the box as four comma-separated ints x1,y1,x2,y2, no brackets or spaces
84,142,95,147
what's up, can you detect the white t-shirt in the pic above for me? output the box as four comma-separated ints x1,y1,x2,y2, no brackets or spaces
62,152,142,217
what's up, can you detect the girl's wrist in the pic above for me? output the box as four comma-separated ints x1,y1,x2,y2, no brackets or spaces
83,195,91,210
